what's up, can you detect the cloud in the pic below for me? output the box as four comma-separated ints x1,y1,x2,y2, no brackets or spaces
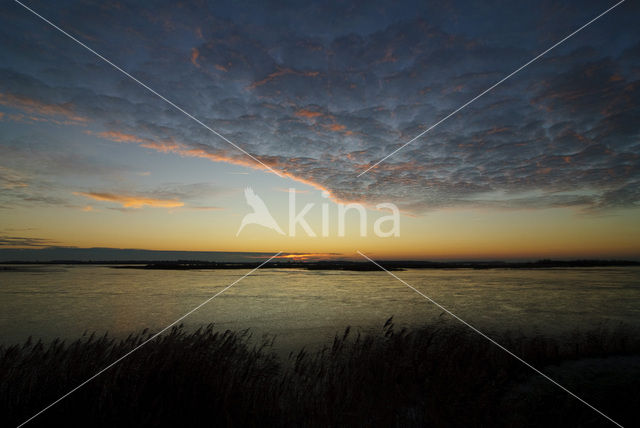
75,192,184,209
295,109,323,119
0,166,29,189
0,235,58,248
88,131,146,144
181,205,224,211
323,123,346,132
1,0,638,215
0,92,87,124
87,130,265,171
72,182,225,211
190,47,200,67
247,67,320,90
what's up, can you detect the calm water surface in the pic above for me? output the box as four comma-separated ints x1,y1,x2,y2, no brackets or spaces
1,266,639,352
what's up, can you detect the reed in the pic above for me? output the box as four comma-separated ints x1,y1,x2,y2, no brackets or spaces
2,320,639,427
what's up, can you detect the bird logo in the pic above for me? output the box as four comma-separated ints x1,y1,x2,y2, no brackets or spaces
236,187,285,236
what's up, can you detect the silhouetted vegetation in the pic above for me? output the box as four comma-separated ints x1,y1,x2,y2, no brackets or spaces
2,321,639,427
3,259,639,271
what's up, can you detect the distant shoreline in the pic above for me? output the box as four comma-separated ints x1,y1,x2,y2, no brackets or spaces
2,259,639,271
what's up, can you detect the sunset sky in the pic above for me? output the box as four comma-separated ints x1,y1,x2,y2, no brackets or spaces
1,0,639,259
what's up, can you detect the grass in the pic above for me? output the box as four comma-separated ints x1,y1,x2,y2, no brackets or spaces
2,320,639,427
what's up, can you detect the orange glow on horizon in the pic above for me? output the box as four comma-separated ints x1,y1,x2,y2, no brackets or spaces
273,253,341,261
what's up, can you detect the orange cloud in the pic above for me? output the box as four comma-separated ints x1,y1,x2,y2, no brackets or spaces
295,109,323,119
320,122,353,135
0,92,87,123
486,127,509,135
248,67,293,89
324,123,346,132
75,192,184,209
92,129,279,177
87,130,182,153
190,48,200,67
139,140,183,153
89,130,145,143
247,67,320,89
90,128,364,206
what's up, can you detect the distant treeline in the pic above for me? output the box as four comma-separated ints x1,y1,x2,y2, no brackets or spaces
119,259,638,271
3,321,639,427
2,259,639,272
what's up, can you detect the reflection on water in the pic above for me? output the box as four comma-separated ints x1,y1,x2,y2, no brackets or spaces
1,265,639,352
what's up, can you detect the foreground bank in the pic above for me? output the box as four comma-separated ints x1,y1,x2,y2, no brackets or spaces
3,321,639,427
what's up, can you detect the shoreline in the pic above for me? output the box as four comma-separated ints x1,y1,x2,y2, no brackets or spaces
1,259,639,271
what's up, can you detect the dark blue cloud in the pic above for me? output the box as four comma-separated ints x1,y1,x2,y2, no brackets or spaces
1,0,639,213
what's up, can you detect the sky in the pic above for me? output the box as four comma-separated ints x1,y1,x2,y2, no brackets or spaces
0,0,639,260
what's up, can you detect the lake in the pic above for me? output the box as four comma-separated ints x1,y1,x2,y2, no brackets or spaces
1,265,639,353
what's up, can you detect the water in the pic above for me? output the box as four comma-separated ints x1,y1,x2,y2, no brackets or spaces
1,266,639,353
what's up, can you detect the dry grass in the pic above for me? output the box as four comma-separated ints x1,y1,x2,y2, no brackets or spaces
2,320,639,427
